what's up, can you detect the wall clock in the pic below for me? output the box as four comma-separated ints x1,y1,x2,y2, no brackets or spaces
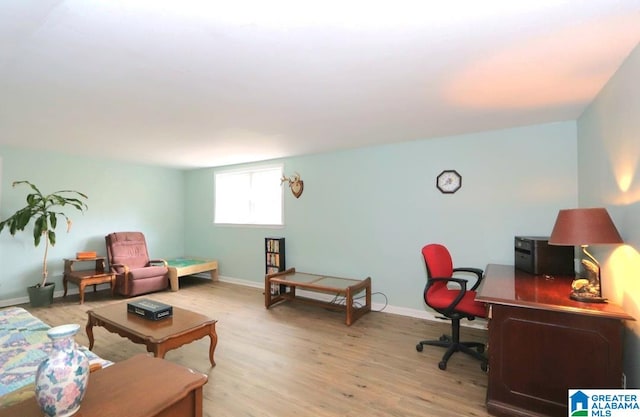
436,170,462,194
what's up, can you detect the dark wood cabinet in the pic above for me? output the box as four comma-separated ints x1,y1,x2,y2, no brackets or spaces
478,264,633,417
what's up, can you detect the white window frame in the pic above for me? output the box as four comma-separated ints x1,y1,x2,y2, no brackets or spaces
214,163,284,226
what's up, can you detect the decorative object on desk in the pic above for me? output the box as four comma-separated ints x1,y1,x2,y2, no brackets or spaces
0,181,88,307
436,170,462,194
35,324,90,417
280,172,304,198
127,298,173,320
548,207,623,303
76,251,97,259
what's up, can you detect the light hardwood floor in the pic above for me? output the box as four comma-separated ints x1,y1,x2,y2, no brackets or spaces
23,277,491,417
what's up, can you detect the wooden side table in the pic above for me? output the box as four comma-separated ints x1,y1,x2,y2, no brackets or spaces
0,354,208,417
63,257,116,304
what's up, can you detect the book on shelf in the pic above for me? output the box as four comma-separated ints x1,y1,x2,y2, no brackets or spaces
266,238,281,253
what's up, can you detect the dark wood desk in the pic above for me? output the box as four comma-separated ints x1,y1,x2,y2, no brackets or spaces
0,354,207,417
477,264,634,417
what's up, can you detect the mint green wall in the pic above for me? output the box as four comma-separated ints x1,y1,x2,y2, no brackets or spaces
185,121,578,310
577,43,640,388
0,146,185,303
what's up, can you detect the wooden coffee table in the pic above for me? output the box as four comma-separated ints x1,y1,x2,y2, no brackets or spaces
86,301,218,366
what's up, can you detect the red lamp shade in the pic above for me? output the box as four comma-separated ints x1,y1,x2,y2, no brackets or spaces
548,208,623,246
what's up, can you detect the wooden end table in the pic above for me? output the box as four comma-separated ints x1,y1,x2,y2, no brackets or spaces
63,257,116,304
0,354,208,417
87,302,218,366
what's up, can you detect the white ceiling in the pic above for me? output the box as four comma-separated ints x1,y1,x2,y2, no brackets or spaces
0,1,639,169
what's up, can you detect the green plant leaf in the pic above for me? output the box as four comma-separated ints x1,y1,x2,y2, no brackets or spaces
17,208,33,230
33,216,45,246
0,180,88,286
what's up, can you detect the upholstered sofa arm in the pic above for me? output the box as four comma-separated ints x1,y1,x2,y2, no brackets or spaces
109,263,130,290
109,263,130,274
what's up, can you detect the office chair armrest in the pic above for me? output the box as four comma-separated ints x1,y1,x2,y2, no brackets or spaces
427,277,468,314
452,267,484,291
149,259,168,267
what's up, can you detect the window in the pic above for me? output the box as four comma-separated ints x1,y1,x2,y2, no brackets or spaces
214,164,283,225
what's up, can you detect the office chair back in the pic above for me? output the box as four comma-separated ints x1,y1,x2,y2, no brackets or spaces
417,243,488,371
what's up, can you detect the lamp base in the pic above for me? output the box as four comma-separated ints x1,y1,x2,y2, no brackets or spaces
569,292,608,303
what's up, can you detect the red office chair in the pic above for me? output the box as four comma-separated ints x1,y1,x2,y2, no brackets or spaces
416,244,488,371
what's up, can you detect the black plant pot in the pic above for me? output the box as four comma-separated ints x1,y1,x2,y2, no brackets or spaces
27,282,55,307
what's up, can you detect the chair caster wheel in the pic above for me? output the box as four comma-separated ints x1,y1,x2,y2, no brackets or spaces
481,362,488,372
416,343,423,352
439,335,448,342
438,361,447,370
477,345,485,353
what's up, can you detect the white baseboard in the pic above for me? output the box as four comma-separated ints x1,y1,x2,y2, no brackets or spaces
0,296,28,308
0,284,110,308
0,275,486,331
218,275,487,330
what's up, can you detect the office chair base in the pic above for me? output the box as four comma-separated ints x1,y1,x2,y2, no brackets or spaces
417,324,488,371
417,336,487,370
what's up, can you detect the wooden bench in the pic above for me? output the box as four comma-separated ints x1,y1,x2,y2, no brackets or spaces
264,267,371,326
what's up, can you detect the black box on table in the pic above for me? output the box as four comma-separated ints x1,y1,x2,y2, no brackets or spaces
127,298,173,320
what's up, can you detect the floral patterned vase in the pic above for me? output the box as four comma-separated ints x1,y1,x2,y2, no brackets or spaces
35,324,90,417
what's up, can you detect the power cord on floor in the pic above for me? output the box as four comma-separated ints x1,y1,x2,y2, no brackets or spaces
328,291,389,312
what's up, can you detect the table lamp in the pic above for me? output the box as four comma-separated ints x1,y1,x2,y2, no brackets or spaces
548,208,623,303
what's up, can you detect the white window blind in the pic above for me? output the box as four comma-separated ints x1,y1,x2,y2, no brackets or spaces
214,165,283,225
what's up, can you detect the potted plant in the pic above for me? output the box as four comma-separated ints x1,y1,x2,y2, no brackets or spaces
0,181,88,306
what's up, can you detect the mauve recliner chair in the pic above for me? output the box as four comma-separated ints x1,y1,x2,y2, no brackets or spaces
105,231,169,297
